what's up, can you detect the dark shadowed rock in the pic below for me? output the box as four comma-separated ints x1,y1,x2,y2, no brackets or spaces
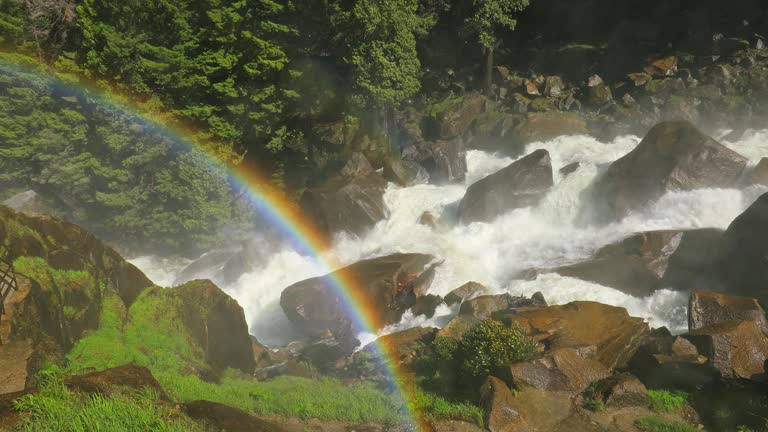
717,192,768,304
429,137,468,184
592,373,649,408
689,290,767,333
280,254,438,350
64,365,167,399
183,400,289,432
508,112,588,154
508,301,649,370
503,347,611,392
418,211,437,229
412,294,445,318
684,320,768,382
340,152,374,178
750,158,768,186
384,158,430,186
540,229,723,297
444,282,487,306
251,336,291,370
628,333,715,391
480,376,526,432
300,172,389,237
592,121,747,221
458,149,553,223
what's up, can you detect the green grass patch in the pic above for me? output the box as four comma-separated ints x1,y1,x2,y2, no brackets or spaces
635,416,701,432
648,390,687,413
13,369,202,432
409,388,483,425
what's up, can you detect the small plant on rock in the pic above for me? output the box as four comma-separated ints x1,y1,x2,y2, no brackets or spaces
648,390,688,413
457,320,537,379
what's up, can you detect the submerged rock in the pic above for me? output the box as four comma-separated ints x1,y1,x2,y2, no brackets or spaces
458,149,553,223
592,121,747,221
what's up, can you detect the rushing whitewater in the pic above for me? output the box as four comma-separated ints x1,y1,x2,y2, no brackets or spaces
132,130,768,346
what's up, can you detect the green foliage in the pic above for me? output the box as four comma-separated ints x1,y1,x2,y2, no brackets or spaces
635,417,702,432
456,320,536,378
408,388,483,425
463,0,530,48
582,381,606,412
333,0,434,108
13,369,202,432
648,390,688,413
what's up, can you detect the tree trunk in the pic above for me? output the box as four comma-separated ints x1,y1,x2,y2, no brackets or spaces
484,45,494,96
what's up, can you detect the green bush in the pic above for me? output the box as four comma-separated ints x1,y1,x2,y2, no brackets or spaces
456,320,537,379
635,416,701,432
648,390,688,413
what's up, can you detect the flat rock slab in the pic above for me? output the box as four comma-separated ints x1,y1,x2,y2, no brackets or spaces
0,339,34,395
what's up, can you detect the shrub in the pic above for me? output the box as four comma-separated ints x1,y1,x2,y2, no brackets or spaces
582,381,606,412
456,320,537,379
648,390,687,413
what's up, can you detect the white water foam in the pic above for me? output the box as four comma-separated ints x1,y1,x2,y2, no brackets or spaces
131,131,768,345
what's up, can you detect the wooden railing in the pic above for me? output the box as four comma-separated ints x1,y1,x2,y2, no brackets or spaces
0,244,17,317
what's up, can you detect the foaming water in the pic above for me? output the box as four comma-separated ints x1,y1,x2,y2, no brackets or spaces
132,131,768,345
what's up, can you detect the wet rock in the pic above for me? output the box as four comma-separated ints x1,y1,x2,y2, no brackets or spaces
429,137,468,184
418,211,437,229
64,365,167,399
183,400,289,432
750,158,768,185
688,290,767,333
412,294,444,318
559,162,581,177
458,149,553,223
592,373,649,408
280,254,438,347
541,229,723,296
437,315,480,339
444,282,487,306
628,333,715,391
684,320,768,381
300,172,389,237
717,192,768,304
588,82,613,107
459,293,546,321
251,336,291,370
480,376,526,432
508,301,649,370
340,152,374,178
383,158,430,186
503,347,611,392
592,121,747,221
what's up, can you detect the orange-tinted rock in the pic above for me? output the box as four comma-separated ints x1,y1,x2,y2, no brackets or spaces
592,373,649,408
503,347,610,392
444,282,487,306
688,290,767,333
685,320,768,381
480,376,526,432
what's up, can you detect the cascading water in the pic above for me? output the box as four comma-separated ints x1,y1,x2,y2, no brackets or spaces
131,130,768,347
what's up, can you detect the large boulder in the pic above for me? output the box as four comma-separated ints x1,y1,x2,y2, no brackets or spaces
458,149,553,223
591,373,649,408
684,320,768,382
508,112,588,155
591,121,747,221
445,282,487,306
717,192,768,305
459,293,546,321
159,280,256,373
628,332,716,391
280,254,438,350
508,301,649,370
383,158,430,186
689,290,767,333
503,347,611,392
750,158,768,186
299,172,389,237
480,376,526,432
539,229,723,297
